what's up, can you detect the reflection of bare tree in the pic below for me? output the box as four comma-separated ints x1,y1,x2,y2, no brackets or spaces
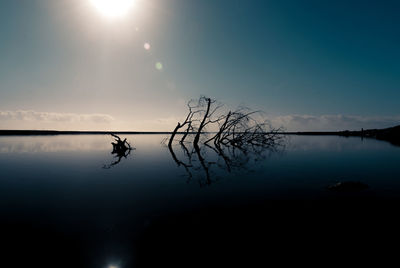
167,96,285,185
168,137,285,186
168,143,194,182
103,134,134,169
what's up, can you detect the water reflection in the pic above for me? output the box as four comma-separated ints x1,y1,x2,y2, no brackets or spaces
0,135,109,153
167,135,286,186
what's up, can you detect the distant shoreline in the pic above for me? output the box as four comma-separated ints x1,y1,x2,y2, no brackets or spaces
287,125,400,146
0,126,399,146
0,126,398,136
0,130,353,136
0,130,176,136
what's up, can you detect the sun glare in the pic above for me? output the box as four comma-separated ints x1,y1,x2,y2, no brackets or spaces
90,0,135,19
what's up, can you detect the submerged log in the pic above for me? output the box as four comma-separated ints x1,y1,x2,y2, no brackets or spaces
111,133,131,153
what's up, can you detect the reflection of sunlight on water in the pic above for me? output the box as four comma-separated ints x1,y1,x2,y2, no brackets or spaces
0,135,110,153
0,134,166,154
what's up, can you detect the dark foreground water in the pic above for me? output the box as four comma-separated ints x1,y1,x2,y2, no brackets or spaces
1,135,400,267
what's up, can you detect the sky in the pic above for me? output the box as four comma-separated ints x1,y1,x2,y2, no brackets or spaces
0,0,399,131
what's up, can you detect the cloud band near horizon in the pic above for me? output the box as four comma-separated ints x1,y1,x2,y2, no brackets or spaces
0,110,115,130
0,110,399,132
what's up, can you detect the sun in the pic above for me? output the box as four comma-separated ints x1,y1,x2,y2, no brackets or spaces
90,0,135,19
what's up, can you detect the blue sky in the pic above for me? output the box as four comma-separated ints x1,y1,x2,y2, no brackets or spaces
0,0,399,131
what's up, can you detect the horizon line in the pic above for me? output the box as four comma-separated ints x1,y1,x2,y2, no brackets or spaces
1,126,398,136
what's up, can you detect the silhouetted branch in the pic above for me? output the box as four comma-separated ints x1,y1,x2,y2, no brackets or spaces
168,99,203,147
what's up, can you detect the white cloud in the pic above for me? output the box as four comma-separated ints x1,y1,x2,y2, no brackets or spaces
0,110,114,123
0,110,115,130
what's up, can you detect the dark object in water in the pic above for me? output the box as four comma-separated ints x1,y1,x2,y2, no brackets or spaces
111,133,131,153
328,181,369,192
103,134,133,169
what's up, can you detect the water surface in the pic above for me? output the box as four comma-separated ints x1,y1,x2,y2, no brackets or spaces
1,134,399,267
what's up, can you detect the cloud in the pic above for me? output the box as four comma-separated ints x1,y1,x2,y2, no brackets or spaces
0,110,114,123
0,110,115,130
1,110,399,132
269,114,400,131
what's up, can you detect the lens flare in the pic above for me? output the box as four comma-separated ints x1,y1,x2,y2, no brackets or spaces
155,62,163,70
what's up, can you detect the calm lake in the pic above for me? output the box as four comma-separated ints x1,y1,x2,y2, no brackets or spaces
1,134,399,267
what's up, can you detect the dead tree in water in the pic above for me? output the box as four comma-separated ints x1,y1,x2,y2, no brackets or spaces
168,96,223,147
205,108,281,150
168,96,282,149
168,100,202,147
167,96,283,185
192,97,225,147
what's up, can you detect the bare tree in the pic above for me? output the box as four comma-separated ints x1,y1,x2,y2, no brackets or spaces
169,96,282,149
192,97,224,147
167,96,285,185
168,99,203,147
